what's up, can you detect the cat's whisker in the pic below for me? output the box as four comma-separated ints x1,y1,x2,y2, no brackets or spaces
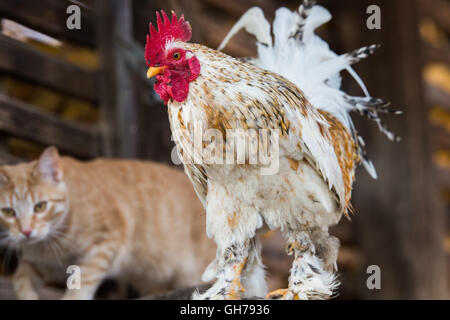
46,234,62,255
48,232,74,269
49,228,67,238
1,246,7,274
48,231,73,253
3,246,15,275
2,248,9,274
45,237,64,269
49,235,68,260
49,230,67,240
55,232,73,249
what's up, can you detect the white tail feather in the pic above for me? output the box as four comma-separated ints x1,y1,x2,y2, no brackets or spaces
217,7,271,51
301,5,331,43
219,1,399,179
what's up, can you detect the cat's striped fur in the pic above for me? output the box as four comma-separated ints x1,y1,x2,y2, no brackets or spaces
0,147,214,299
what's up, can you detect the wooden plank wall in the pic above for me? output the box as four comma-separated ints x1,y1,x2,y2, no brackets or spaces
0,0,160,162
0,0,102,161
0,0,159,285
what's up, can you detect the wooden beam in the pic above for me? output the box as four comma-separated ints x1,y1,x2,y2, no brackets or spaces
0,35,98,102
0,0,95,47
0,94,101,158
96,0,139,157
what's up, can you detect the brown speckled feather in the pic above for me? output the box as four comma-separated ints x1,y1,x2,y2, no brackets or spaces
168,43,358,213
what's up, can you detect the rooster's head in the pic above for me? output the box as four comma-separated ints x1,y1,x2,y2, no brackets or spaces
145,10,200,103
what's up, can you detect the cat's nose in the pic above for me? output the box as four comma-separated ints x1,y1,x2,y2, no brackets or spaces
21,229,32,238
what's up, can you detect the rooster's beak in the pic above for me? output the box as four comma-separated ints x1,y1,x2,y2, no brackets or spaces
147,66,167,78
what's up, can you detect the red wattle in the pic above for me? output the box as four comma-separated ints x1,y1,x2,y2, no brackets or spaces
188,56,200,81
153,56,201,103
154,82,171,102
168,77,189,102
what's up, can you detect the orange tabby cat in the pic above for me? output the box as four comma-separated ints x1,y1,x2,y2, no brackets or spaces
0,146,214,299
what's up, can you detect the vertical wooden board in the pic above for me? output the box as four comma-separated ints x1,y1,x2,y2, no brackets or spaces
95,0,139,158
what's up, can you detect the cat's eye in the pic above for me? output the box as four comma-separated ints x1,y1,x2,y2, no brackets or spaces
1,207,15,217
34,201,47,213
173,52,181,60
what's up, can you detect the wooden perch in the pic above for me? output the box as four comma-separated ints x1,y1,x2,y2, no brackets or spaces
142,284,262,300
142,284,211,300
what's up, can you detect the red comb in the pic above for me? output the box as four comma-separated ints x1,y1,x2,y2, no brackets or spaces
145,10,192,64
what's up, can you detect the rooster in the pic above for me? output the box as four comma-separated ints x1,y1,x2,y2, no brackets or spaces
145,0,398,300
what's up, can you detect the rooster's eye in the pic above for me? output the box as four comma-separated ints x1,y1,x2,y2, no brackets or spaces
173,52,181,60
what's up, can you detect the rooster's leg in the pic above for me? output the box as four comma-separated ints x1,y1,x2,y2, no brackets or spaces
266,231,338,300
240,237,268,298
193,240,251,300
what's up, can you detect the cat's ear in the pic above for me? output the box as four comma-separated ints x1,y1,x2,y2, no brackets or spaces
34,146,63,183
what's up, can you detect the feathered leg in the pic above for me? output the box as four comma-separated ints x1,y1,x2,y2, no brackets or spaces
266,230,338,300
241,237,268,298
194,180,266,300
193,240,250,300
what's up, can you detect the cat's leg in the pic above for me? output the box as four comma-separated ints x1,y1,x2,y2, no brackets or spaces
62,241,119,300
12,262,40,300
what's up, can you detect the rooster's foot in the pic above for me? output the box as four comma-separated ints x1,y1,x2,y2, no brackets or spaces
193,259,247,300
265,288,299,300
